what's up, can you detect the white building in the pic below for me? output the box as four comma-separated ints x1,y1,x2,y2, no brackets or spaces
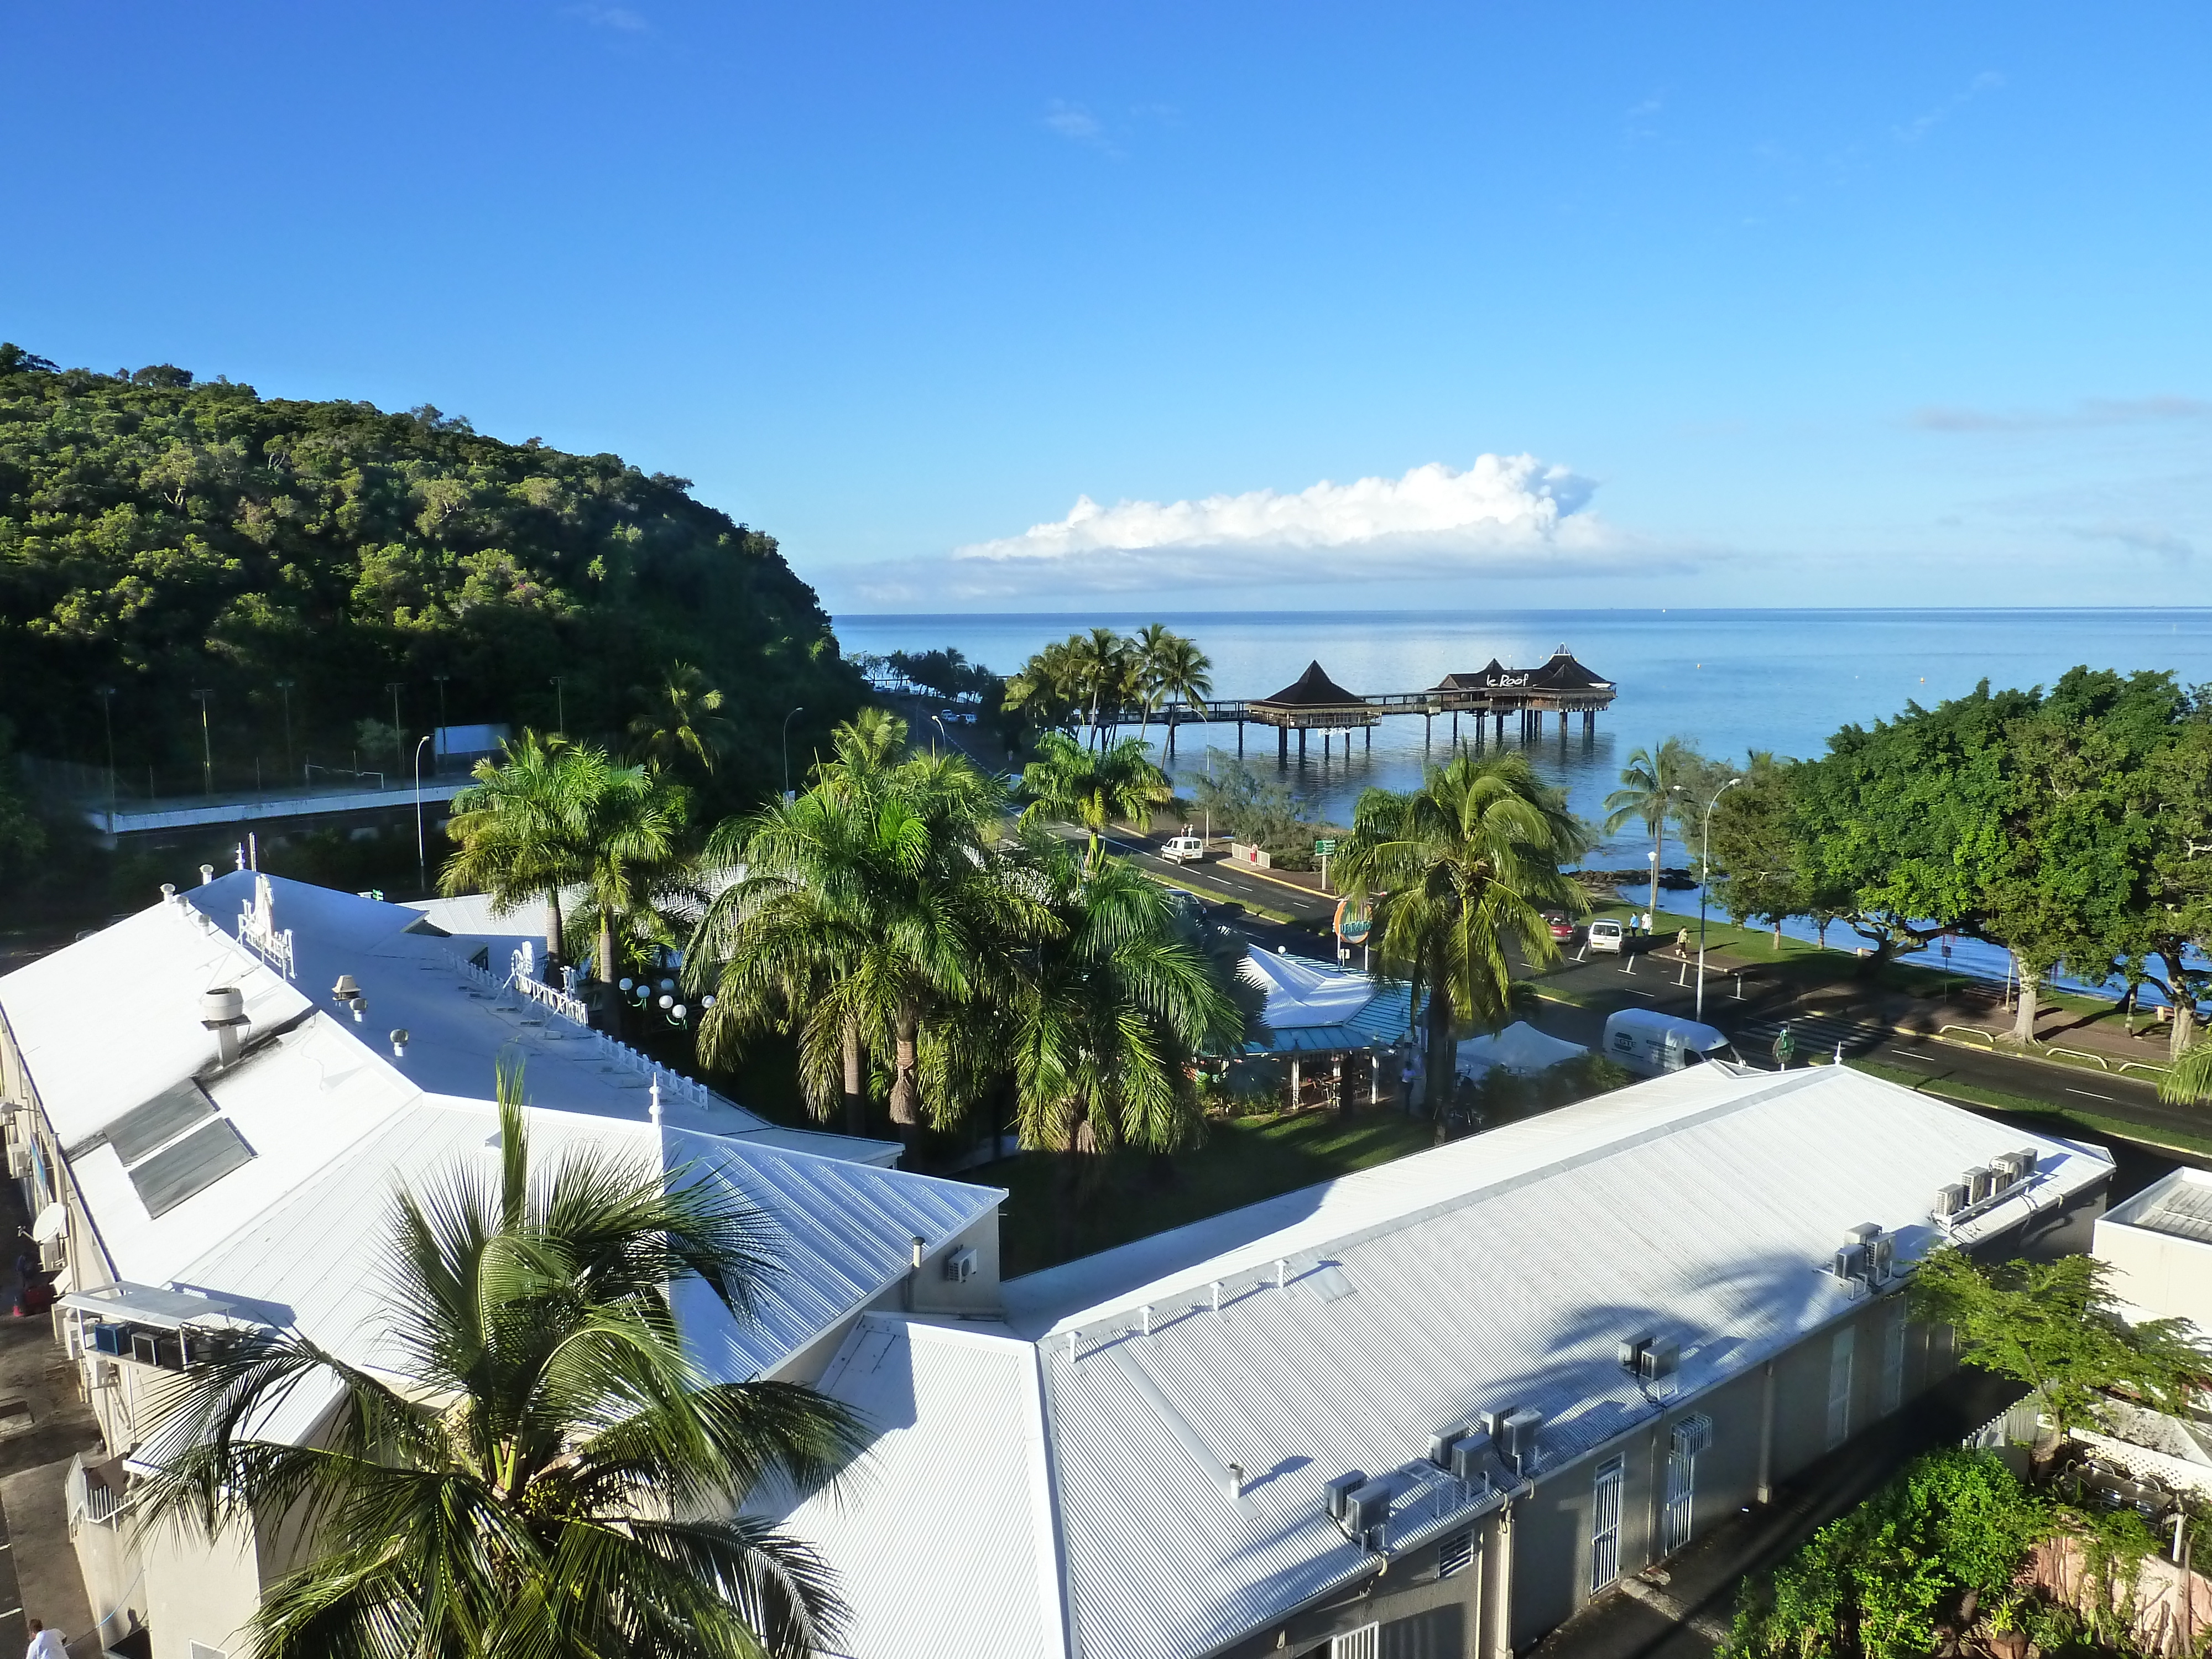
774,1063,2111,1659
0,873,1006,1659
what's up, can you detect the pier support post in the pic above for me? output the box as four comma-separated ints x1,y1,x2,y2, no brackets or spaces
1297,727,1307,763
1424,713,1432,746
1584,710,1595,736
1452,711,1459,749
1238,719,1244,757
1365,726,1371,751
1559,710,1568,737
1277,725,1287,763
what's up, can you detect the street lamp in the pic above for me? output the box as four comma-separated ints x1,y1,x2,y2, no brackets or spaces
549,676,567,736
930,713,947,756
781,706,804,801
191,689,215,796
413,735,431,896
385,681,405,771
1695,777,1745,1021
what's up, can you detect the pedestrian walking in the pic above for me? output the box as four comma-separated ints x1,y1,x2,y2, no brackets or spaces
1771,1022,1797,1070
26,1618,66,1659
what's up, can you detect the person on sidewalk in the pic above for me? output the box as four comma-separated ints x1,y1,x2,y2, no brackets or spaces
1772,1022,1797,1070
25,1618,66,1659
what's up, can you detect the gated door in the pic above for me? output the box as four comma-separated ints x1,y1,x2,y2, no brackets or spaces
1590,1456,1625,1593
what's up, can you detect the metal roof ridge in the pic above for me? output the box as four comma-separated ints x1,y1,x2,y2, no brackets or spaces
1017,1068,1848,1337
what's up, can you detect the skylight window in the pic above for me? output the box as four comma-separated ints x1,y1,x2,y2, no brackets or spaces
130,1120,254,1218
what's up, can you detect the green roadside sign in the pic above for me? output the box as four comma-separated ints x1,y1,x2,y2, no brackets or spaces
1314,839,1337,855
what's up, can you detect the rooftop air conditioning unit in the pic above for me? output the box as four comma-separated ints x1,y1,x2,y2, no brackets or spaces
1427,1425,1469,1468
1344,1478,1393,1542
1448,1432,1499,1486
1499,1407,1545,1470
1933,1182,1968,1220
90,1323,129,1357
1867,1233,1895,1286
38,1236,64,1271
1833,1243,1867,1281
1966,1166,1997,1206
1640,1337,1681,1387
86,1357,117,1391
1618,1332,1656,1375
942,1246,978,1284
1324,1470,1369,1527
130,1329,161,1367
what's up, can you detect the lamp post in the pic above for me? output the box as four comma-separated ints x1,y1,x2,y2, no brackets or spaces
274,677,295,783
191,689,215,796
930,713,947,757
413,735,431,896
1695,777,1745,1021
781,706,804,801
549,676,567,736
94,685,117,828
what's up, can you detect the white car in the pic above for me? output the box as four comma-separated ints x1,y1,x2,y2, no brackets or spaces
1160,834,1207,864
1586,918,1624,954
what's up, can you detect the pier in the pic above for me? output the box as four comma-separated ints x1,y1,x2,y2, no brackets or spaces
1157,645,1617,760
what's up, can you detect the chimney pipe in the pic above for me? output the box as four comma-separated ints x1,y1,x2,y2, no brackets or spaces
201,986,248,1067
903,1235,927,1311
200,864,215,886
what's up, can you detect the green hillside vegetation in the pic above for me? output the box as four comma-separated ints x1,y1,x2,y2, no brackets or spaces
0,342,860,821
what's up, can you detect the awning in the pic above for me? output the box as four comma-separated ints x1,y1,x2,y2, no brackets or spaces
1238,951,1420,1055
1455,1021,1588,1078
59,1281,264,1331
30,1203,66,1244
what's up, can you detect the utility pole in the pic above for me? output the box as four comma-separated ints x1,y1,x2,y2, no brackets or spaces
192,689,215,796
549,675,566,736
1695,777,1744,1022
432,674,450,769
275,677,296,782
781,706,804,801
95,686,117,827
386,681,405,772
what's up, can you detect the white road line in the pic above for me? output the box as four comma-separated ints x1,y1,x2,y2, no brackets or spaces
2067,1087,2117,1102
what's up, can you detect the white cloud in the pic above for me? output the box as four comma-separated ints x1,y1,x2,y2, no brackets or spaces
563,4,650,31
877,453,1666,599
1044,101,1108,147
2075,521,2196,564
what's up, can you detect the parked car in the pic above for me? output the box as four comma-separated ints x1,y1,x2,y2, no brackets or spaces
1542,910,1577,942
1587,918,1624,954
1160,832,1207,864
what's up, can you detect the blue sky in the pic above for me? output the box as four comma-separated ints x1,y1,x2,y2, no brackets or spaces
4,2,2206,611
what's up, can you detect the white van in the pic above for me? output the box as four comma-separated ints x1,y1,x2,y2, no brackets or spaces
1601,1008,1744,1077
1160,832,1208,864
1587,918,1625,954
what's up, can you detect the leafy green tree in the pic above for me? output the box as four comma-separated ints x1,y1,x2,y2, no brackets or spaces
629,661,735,777
2134,711,2212,1060
0,346,859,807
1020,732,1173,870
1004,841,1244,1241
1190,749,1316,851
1908,1245,2212,1436
1726,1451,2051,1659
1335,754,1587,1141
1602,737,1697,926
135,1062,862,1659
440,731,599,963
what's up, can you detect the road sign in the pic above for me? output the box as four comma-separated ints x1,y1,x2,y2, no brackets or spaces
1314,838,1338,855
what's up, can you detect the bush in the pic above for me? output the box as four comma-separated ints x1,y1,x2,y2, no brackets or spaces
1726,1451,2051,1659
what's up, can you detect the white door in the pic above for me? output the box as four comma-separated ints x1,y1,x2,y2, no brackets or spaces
1332,1623,1380,1659
1590,1457,1625,1593
1827,1326,1856,1449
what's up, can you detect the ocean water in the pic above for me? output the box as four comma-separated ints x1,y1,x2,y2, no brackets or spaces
835,609,2212,860
835,608,2212,1003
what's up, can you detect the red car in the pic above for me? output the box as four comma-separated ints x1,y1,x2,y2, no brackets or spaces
1543,910,1577,942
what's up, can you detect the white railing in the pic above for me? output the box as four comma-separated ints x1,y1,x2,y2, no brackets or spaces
236,906,296,979
512,974,591,1025
65,1453,131,1530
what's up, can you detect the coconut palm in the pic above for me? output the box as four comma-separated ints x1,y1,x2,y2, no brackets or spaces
691,727,1030,1144
628,661,735,777
2161,1037,2212,1107
1004,842,1244,1244
134,1062,862,1659
440,731,598,971
1020,732,1174,870
1603,737,1696,931
1335,754,1588,1140
1140,629,1214,758
564,761,700,992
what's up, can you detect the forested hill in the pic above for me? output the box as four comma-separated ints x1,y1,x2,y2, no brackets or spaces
0,343,859,807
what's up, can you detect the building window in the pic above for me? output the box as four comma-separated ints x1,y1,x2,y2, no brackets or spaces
1827,1326,1856,1449
1590,1455,1625,1593
1663,1414,1712,1555
1331,1623,1380,1659
1438,1530,1474,1579
1879,1299,1907,1415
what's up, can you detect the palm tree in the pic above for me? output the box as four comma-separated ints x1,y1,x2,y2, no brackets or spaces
628,661,735,776
135,1063,861,1659
1603,737,1695,931
1335,754,1588,1140
1020,732,1174,869
440,731,598,971
566,761,699,992
691,727,1029,1145
2161,1036,2212,1107
1142,630,1214,759
1004,843,1244,1246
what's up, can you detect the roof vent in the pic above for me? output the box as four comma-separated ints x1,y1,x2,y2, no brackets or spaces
200,986,248,1066
332,974,361,1003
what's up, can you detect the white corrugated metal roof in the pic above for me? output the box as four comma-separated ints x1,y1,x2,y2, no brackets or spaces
4,876,997,1446
794,1063,2113,1659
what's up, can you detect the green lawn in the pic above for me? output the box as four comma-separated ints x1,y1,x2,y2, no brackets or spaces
978,1108,1437,1278
1845,1056,2212,1161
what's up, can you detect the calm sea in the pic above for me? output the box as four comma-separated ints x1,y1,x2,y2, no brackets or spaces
835,609,2212,1000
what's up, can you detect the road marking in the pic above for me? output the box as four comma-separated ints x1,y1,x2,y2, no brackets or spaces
1883,1053,1936,1067
1616,988,1656,999
2067,1087,2117,1102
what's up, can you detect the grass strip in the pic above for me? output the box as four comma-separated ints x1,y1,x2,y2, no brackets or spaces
1846,1057,2212,1162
